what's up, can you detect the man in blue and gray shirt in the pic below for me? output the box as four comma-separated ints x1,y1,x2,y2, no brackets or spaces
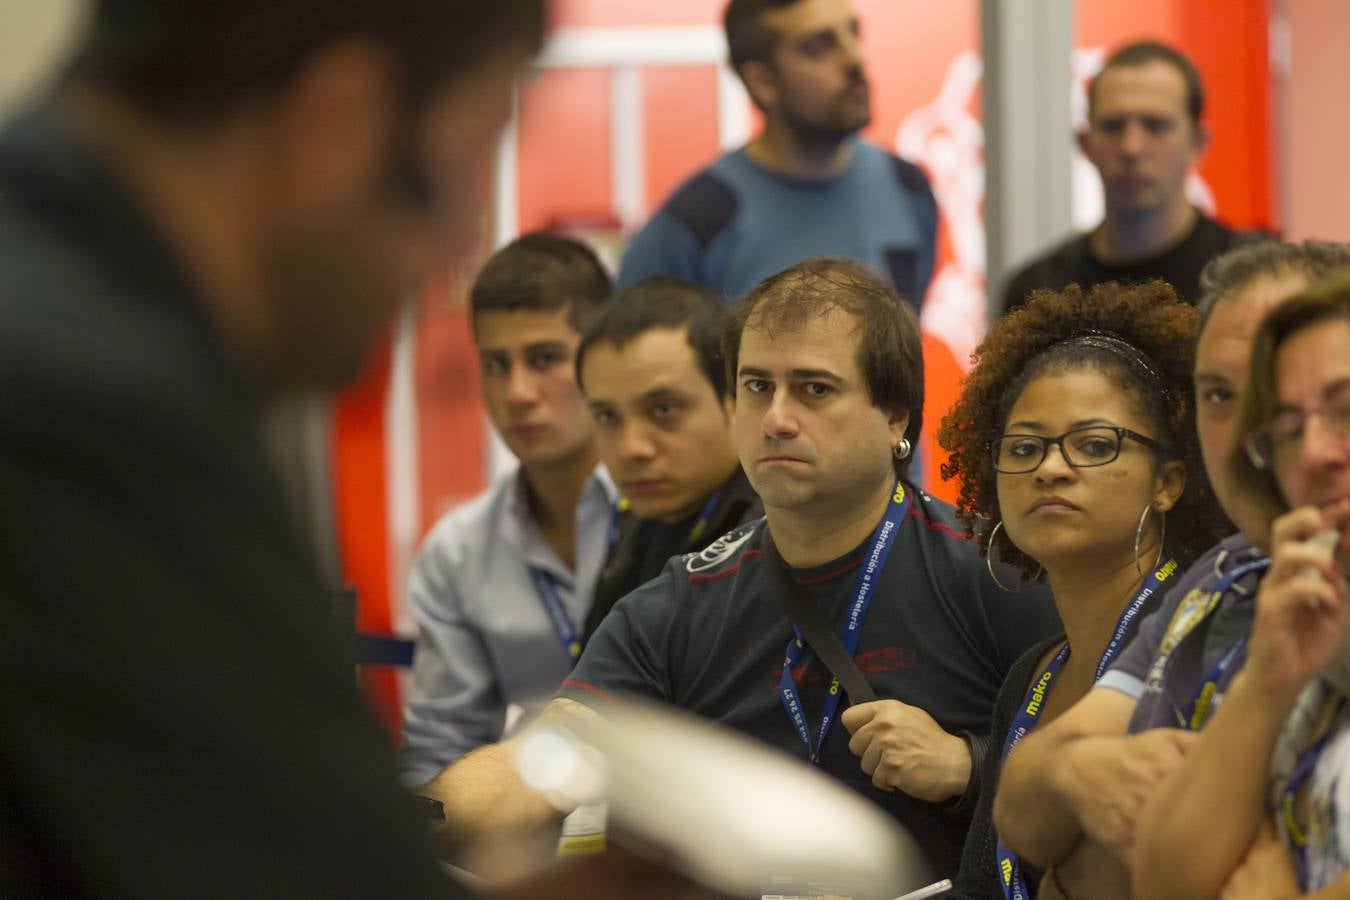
617,0,937,308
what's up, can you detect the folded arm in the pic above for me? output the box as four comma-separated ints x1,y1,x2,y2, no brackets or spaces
1134,506,1347,900
992,686,1137,867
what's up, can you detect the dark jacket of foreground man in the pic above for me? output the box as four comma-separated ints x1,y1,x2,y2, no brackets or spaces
0,104,464,898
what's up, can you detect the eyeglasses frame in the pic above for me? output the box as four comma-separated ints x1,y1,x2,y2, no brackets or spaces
989,425,1168,475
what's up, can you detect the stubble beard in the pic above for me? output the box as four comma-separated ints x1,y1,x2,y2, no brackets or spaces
781,98,870,155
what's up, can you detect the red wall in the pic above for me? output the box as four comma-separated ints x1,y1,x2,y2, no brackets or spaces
334,0,1275,734
1078,0,1274,230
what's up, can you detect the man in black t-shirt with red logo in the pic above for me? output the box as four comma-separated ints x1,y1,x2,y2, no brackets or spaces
425,258,1059,877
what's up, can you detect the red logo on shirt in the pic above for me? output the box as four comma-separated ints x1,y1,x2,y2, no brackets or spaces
772,647,917,688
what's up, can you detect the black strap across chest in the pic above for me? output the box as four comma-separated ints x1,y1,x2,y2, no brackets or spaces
760,529,878,704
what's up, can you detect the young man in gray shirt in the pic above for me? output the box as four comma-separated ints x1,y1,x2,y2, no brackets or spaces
400,234,617,783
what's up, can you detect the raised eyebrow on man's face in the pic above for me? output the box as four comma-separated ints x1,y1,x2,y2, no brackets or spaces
522,339,573,355
638,384,699,404
736,365,844,383
792,14,860,44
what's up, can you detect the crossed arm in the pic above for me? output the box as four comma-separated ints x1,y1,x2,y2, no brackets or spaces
1133,506,1350,900
992,685,1196,900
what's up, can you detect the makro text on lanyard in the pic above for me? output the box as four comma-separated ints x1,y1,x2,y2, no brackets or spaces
995,558,1178,900
777,481,909,764
530,567,581,661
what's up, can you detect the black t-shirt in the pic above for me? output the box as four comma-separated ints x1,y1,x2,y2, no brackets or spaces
561,489,1061,877
583,466,762,646
0,104,461,897
1002,212,1258,314
946,635,1063,900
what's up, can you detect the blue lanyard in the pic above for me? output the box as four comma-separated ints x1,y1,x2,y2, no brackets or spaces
608,491,721,550
1098,557,1178,682
996,560,1176,900
530,567,581,661
777,481,909,763
686,491,722,546
1182,557,1271,731
1284,727,1336,889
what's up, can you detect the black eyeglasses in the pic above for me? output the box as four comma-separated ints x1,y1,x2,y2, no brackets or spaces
990,426,1167,475
1243,381,1350,471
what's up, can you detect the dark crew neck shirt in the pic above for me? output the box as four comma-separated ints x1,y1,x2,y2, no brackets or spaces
1003,212,1258,314
0,102,461,897
561,489,1061,877
583,465,762,647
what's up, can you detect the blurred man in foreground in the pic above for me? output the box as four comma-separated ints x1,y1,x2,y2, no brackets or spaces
0,2,546,895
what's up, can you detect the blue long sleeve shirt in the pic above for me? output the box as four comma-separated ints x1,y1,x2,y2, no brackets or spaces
617,140,938,307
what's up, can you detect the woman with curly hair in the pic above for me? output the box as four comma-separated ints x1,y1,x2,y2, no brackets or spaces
937,279,1232,900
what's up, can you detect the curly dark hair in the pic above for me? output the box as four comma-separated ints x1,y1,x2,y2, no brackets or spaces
938,280,1233,578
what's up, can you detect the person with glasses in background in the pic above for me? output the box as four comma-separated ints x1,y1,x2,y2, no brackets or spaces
934,280,1231,899
1134,273,1350,900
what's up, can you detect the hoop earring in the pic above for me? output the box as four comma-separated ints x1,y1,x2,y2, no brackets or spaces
1134,503,1167,576
894,439,912,461
986,521,1041,592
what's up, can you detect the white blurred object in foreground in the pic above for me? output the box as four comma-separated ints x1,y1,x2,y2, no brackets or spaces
516,700,932,899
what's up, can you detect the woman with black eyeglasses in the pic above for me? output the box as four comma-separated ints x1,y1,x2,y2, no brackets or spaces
1134,273,1350,900
935,280,1231,900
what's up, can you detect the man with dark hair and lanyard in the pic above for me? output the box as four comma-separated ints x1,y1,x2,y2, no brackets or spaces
576,277,762,646
400,232,618,785
421,257,1058,878
993,241,1350,898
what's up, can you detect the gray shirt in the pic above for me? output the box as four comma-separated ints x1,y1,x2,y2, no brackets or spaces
399,463,616,784
1097,533,1266,732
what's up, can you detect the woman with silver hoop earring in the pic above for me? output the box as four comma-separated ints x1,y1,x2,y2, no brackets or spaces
935,281,1232,899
